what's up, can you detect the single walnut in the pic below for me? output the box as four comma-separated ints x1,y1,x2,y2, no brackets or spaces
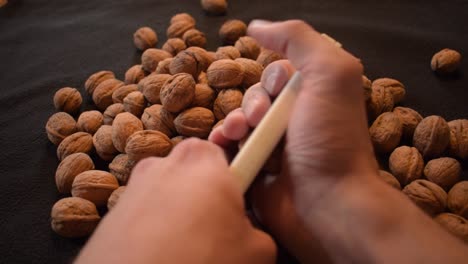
112,84,138,104
50,197,100,238
93,125,118,161
84,70,115,96
45,112,77,145
435,213,468,243
141,48,172,72
76,110,103,135
174,107,215,138
219,20,247,45
448,119,468,160
366,84,394,120
133,27,158,51
171,136,186,147
424,157,461,191
53,87,82,114
123,91,147,117
166,21,196,39
369,112,403,153
92,79,124,111
170,13,196,25
362,75,372,102
413,115,450,159
183,29,207,48
207,59,244,89
431,48,462,74
191,83,216,109
155,58,173,74
111,112,144,153
71,170,119,207
141,104,176,137
215,46,241,60
235,36,261,60
124,65,146,84
125,130,173,162
448,181,468,219
55,153,94,194
103,103,125,125
201,0,227,14
160,73,196,113
403,179,447,216
109,154,136,185
389,146,424,186
393,107,423,140
57,132,94,161
107,186,126,210
256,48,283,68
213,88,243,120
378,170,401,190
235,58,263,88
162,38,187,56
138,73,171,104
372,78,406,104
169,47,211,79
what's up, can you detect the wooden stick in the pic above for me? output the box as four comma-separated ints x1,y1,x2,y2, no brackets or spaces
229,72,302,193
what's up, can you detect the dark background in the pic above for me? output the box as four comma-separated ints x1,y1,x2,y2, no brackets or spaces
0,0,467,263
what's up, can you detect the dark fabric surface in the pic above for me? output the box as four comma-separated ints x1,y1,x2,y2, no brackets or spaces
0,0,467,263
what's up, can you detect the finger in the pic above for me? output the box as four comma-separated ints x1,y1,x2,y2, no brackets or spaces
222,108,250,140
208,125,234,148
260,60,295,96
242,83,271,127
247,228,277,264
128,157,163,184
170,138,228,167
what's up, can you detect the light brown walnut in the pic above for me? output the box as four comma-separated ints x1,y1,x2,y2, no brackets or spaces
366,84,394,121
201,0,227,15
124,65,146,84
174,107,215,138
160,73,196,113
191,83,216,109
424,157,461,191
169,47,211,79
93,125,118,161
215,46,241,60
435,213,468,243
92,79,124,111
448,181,468,219
393,106,423,140
138,73,171,105
167,21,195,39
219,20,247,45
125,130,173,162
369,112,402,153
112,84,138,104
235,58,263,88
372,78,406,104
403,179,447,216
103,103,125,125
45,112,77,145
448,119,468,160
256,48,283,68
111,112,144,153
162,38,187,56
234,36,261,60
71,170,119,207
55,153,94,194
431,48,462,74
141,104,176,137
141,48,172,72
107,186,126,210
413,115,450,159
155,58,173,74
207,59,244,89
389,146,424,186
123,91,147,117
213,88,243,120
133,27,158,51
183,29,207,48
76,110,103,135
57,132,94,161
53,87,82,114
170,13,196,25
378,170,401,190
109,154,136,185
84,70,115,96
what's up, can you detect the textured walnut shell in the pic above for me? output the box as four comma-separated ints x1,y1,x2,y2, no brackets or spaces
50,197,100,238
71,170,119,207
219,20,247,45
366,85,394,121
109,154,136,185
201,0,227,15
431,48,462,74
170,13,196,25
403,179,447,216
160,73,196,113
141,104,176,137
125,130,173,162
141,48,172,72
112,84,138,104
215,46,241,60
207,59,244,89
191,83,216,109
55,153,95,194
435,213,468,243
57,132,94,161
448,181,468,219
393,107,423,140
124,65,146,84
84,70,115,96
424,157,461,191
107,186,126,210
92,78,124,111
183,29,206,48
162,38,187,56
378,170,401,190
133,27,158,51
111,112,144,153
235,58,264,88
389,146,424,186
369,112,403,153
256,48,283,68
372,78,406,104
45,112,77,145
76,110,103,135
198,72,208,84
213,88,243,120
93,125,118,161
166,21,196,38
448,119,468,160
169,47,211,79
103,103,125,125
413,115,450,159
362,75,372,102
123,91,147,117
174,107,215,138
155,58,173,74
53,87,82,114
170,136,186,147
235,36,261,60
138,73,171,105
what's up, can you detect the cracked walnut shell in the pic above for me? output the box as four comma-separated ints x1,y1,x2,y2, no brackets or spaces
51,197,100,238
413,115,450,159
55,153,94,194
46,112,77,145
403,179,447,216
389,146,424,186
174,107,215,138
71,170,119,207
53,87,82,114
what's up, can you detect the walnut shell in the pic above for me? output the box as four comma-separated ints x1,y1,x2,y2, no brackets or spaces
201,0,227,15
215,46,241,60
183,29,206,48
393,107,423,140
71,170,119,207
141,48,172,72
170,136,186,147
45,112,77,145
125,130,173,162
138,73,171,104
141,104,176,137
362,75,372,102
93,125,118,161
103,103,125,125
92,78,124,111
191,83,216,109
369,112,403,153
123,91,147,117
378,170,401,190
448,119,468,160
162,38,187,56
174,107,215,138
160,73,196,113
166,21,196,39
219,20,247,45
448,181,468,219
213,88,243,120
413,115,450,159
389,146,424,186
107,186,126,210
57,132,94,161
55,153,95,194
133,27,158,51
155,58,173,74
198,71,208,84
235,36,261,60
170,13,196,25
372,78,406,104
51,197,100,238
435,213,468,243
84,70,115,96
169,47,211,79
76,110,103,135
111,112,144,153
424,157,461,191
366,84,394,121
112,84,138,104
403,179,447,216
256,48,283,68
124,65,146,84
207,59,244,89
109,154,136,185
53,87,82,114
431,48,462,74
235,58,264,88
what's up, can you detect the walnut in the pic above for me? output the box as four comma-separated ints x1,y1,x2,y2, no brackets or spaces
393,107,423,140
198,71,208,84
219,20,247,45
213,88,243,120
111,112,144,153
123,91,147,117
133,27,158,51
84,70,115,96
389,146,424,186
53,87,82,114
55,153,94,194
366,84,394,120
109,154,136,185
107,186,126,210
76,110,103,135
435,213,468,243
50,197,100,238
213,119,224,129
169,47,211,79
448,119,468,160
424,157,461,191
174,107,215,138
160,73,196,113
124,65,146,84
372,78,406,104
112,84,138,104
92,78,124,111
125,130,173,162
235,36,261,60
207,59,244,89
57,132,94,161
138,73,171,104
141,104,176,137
235,58,263,88
431,48,462,74
362,75,372,102
448,181,468,219
170,13,196,25
378,170,401,190
215,46,241,60
413,115,450,159
369,112,403,153
191,83,216,109
155,58,173,74
403,179,447,216
71,170,119,207
201,0,227,15
162,38,187,56
167,21,196,39
183,29,207,48
45,112,77,145
103,103,125,125
171,136,186,147
93,125,118,161
141,48,172,72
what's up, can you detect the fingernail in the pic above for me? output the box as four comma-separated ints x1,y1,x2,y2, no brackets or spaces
249,19,272,28
265,71,279,95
